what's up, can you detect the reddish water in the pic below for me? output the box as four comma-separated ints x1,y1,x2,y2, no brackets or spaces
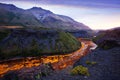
0,38,96,77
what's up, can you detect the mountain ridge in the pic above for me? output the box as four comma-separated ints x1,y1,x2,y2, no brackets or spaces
93,27,120,49
0,3,91,30
0,29,81,60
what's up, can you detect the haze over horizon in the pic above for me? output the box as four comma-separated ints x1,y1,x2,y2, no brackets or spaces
0,0,120,30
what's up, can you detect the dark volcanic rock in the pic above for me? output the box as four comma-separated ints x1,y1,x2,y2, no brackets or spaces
74,47,120,80
93,27,120,49
1,63,54,80
37,47,120,80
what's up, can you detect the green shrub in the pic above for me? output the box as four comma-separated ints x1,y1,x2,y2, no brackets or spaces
103,45,111,50
0,30,10,41
86,60,91,65
35,73,41,80
86,60,97,66
91,61,97,65
71,65,90,76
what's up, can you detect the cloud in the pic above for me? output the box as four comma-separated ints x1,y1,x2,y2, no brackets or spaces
1,0,120,9
32,0,120,9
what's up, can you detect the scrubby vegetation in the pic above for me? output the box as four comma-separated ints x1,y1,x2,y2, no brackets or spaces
71,65,90,76
92,33,105,43
0,29,81,60
55,31,80,53
86,60,97,66
0,29,10,41
93,27,120,50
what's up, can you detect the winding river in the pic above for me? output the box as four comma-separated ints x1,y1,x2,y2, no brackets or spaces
0,38,97,77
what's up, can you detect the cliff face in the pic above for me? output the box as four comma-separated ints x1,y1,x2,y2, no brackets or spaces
0,29,81,60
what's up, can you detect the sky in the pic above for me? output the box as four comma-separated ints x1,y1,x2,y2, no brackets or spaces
0,0,120,30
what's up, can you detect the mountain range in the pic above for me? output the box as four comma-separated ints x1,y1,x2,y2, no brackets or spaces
0,3,90,31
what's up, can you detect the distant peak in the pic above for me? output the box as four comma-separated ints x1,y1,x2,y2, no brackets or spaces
30,7,43,10
29,7,53,13
0,3,15,7
0,3,23,10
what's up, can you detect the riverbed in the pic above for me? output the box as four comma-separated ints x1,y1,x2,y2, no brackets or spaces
0,38,97,77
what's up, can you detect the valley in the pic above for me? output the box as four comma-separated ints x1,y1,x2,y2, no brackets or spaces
0,38,97,77
0,2,119,80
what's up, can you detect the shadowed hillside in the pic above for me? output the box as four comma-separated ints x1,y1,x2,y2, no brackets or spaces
0,29,81,60
93,27,120,49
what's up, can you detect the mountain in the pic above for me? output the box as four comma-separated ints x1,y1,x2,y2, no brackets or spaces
0,3,90,30
93,27,120,49
68,30,94,38
0,29,81,60
0,3,43,27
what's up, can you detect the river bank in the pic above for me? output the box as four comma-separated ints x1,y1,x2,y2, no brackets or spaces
2,40,119,80
36,47,120,80
0,39,96,79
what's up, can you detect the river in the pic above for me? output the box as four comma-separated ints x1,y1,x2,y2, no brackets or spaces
0,38,97,77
